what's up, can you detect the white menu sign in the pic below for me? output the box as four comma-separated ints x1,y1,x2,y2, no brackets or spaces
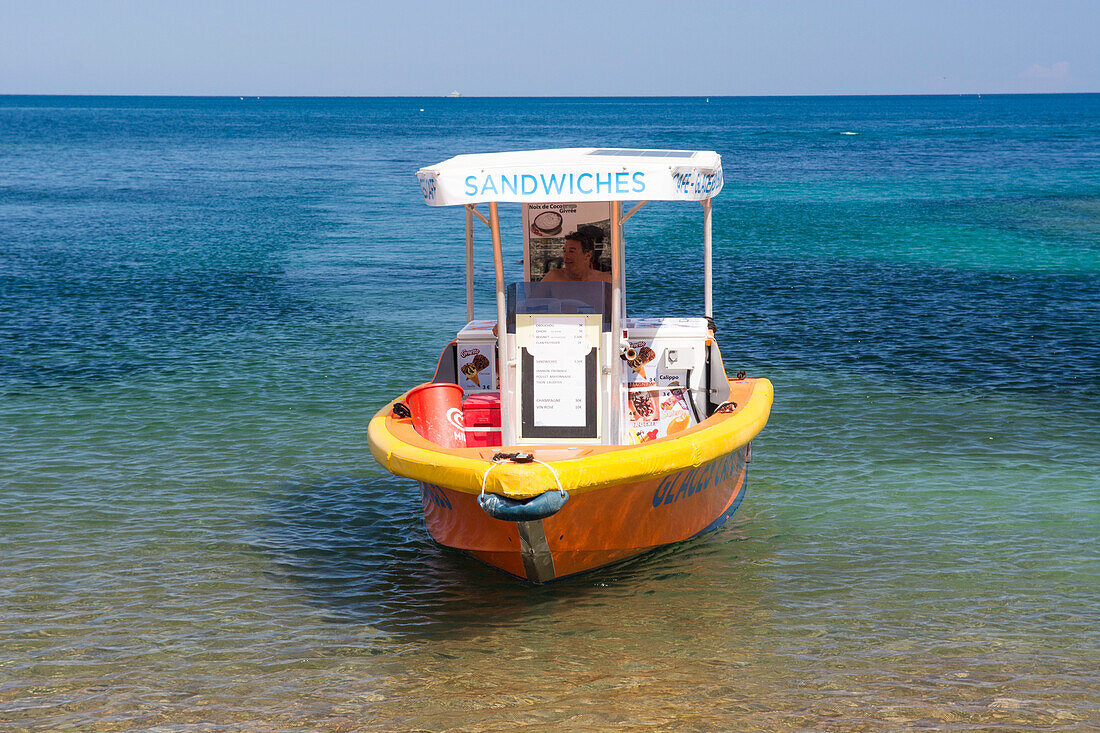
530,317,587,427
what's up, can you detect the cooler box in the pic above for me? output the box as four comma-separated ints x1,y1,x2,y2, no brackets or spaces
462,392,502,447
456,320,497,393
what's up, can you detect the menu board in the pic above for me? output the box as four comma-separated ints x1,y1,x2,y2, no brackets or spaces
516,313,601,441
530,318,586,427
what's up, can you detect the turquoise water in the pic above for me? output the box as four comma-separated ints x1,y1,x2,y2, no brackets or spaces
1,95,1098,730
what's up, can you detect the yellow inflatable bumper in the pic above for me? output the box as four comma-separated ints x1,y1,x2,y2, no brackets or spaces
368,378,773,499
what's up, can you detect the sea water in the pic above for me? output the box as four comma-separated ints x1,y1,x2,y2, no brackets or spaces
1,95,1097,730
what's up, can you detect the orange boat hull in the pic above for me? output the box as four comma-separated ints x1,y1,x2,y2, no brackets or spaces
418,446,749,582
369,377,773,582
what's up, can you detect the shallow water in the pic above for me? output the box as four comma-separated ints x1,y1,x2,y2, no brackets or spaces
1,95,1098,730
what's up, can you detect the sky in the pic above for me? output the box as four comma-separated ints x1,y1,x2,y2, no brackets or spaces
1,0,1097,96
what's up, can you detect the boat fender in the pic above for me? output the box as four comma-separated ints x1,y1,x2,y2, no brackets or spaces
479,453,568,521
477,489,569,522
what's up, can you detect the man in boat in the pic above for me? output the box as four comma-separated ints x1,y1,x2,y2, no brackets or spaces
541,226,612,283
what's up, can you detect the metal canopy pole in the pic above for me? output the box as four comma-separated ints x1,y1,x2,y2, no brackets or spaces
488,202,506,339
703,198,713,318
617,201,645,330
470,206,490,227
618,202,627,319
488,202,512,444
464,205,474,322
610,201,623,445
621,200,647,224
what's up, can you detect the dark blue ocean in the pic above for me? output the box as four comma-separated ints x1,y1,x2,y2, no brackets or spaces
2,95,1098,730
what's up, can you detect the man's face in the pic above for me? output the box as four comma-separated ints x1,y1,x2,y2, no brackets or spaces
562,240,585,272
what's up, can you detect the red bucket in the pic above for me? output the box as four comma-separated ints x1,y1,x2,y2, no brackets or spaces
405,382,466,448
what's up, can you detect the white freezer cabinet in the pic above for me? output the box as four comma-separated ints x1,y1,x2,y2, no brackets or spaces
620,317,711,445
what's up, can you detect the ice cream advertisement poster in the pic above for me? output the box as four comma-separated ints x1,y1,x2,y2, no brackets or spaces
624,339,693,444
458,346,494,391
523,202,612,281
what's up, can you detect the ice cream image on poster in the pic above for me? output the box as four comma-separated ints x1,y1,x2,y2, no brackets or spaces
626,346,656,377
460,353,490,387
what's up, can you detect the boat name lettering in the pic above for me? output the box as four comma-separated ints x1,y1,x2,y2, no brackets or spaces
463,171,646,198
671,168,722,197
652,451,744,508
419,174,438,203
422,483,453,510
459,347,482,358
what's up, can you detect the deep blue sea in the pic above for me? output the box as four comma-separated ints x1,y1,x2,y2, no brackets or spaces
1,95,1098,730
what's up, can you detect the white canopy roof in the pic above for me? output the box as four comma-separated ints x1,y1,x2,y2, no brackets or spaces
416,147,723,206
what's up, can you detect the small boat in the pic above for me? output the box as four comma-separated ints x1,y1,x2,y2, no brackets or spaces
369,148,773,582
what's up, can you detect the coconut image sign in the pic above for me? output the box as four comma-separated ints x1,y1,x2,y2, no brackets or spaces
523,202,613,282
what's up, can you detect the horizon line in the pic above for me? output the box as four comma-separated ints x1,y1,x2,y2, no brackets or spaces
1,92,1097,99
